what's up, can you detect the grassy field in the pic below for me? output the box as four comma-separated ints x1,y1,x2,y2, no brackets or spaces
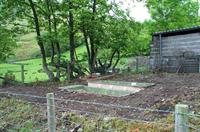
0,59,48,83
0,32,87,83
0,45,87,83
9,33,40,61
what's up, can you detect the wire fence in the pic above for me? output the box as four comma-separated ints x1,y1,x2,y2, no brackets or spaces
0,92,200,132
0,56,151,85
122,56,150,73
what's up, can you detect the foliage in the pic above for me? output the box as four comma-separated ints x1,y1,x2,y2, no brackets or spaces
76,0,142,73
146,0,199,32
1,0,199,80
1,0,145,77
2,71,16,85
0,27,16,62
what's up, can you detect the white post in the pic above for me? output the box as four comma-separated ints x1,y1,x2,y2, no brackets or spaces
175,104,189,132
47,93,56,132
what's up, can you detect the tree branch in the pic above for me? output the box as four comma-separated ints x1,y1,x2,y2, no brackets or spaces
112,50,120,70
107,49,118,68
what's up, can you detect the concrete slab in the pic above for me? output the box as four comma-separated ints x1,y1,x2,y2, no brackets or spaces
88,80,155,92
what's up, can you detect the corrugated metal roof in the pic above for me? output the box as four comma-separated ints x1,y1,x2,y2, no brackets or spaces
153,26,200,36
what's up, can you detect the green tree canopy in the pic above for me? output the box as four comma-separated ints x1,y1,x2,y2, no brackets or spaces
146,0,199,31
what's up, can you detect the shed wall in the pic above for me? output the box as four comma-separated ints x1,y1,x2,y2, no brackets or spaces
161,33,200,57
150,33,200,73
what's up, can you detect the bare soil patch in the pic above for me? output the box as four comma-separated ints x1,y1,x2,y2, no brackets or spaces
1,73,200,121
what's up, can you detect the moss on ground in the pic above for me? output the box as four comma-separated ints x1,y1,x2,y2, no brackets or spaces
0,98,175,132
58,112,174,132
0,98,44,131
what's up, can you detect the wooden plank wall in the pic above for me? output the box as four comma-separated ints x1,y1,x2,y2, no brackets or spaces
161,33,200,57
150,33,200,72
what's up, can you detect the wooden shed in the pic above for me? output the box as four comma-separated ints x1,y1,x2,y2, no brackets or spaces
150,26,200,73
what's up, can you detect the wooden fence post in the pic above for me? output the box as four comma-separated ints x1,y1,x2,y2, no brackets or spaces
136,57,139,73
47,93,56,132
21,64,25,84
175,104,189,132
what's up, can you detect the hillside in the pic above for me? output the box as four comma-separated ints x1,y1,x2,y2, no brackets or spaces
0,33,87,83
9,33,39,61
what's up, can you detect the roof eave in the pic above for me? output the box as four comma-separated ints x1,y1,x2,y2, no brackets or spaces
152,26,200,37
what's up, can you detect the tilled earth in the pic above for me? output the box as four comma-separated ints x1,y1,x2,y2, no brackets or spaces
1,73,200,121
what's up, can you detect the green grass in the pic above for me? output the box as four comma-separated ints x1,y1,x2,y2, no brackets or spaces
0,98,42,131
0,59,46,83
0,45,87,83
0,32,87,83
0,31,88,83
9,33,40,61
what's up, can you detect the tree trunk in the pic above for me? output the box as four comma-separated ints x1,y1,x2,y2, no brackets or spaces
80,0,97,73
112,50,120,70
46,0,55,65
50,43,55,64
55,42,61,79
28,0,55,80
107,49,118,68
88,0,97,73
48,0,61,80
46,0,55,64
82,26,93,72
68,1,76,80
97,50,120,74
